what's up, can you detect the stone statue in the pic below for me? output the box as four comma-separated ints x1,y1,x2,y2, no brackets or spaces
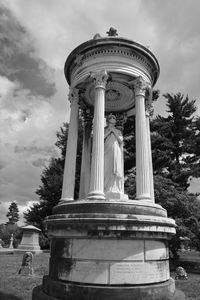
104,114,124,197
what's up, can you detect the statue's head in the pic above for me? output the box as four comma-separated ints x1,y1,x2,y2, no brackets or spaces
107,113,116,125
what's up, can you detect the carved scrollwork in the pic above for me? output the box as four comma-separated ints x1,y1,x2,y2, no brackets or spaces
129,76,151,97
90,70,109,89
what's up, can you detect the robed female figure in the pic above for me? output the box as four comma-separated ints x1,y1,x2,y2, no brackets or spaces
104,114,124,196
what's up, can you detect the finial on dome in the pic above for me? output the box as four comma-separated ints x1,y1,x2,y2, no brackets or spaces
106,27,118,37
93,33,101,40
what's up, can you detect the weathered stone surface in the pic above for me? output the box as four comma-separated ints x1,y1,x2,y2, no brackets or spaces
145,240,168,260
32,276,176,300
18,251,33,275
110,261,169,284
71,239,144,260
18,225,41,251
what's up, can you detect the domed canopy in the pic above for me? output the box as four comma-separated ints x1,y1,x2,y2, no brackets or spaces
64,29,160,113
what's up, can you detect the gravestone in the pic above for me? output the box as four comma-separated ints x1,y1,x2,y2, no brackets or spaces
18,251,33,275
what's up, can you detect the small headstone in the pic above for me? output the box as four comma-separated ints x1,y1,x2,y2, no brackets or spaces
175,266,188,280
18,251,33,275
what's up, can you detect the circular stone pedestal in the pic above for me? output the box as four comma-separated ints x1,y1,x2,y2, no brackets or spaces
32,200,176,300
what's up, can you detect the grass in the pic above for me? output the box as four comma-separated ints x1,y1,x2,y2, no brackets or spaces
171,273,200,300
0,251,200,299
0,252,49,300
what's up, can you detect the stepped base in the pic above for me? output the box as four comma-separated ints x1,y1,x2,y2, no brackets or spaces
32,199,177,300
33,277,177,300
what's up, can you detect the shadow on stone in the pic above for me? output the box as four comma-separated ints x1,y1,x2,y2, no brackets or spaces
0,291,23,300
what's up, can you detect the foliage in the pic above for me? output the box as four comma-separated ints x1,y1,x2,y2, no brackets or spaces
39,232,50,250
24,120,83,229
6,201,19,224
0,223,22,248
151,93,200,188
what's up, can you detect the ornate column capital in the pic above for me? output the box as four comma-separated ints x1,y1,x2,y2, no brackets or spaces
130,76,150,97
90,70,108,89
68,87,79,102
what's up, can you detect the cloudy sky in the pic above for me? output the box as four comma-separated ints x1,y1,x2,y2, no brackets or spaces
0,0,200,224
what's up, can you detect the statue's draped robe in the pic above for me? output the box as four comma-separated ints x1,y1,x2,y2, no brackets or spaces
104,127,124,194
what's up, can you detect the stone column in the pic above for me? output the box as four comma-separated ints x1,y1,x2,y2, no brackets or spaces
79,114,92,199
133,77,151,201
88,70,108,200
146,101,155,203
60,88,79,201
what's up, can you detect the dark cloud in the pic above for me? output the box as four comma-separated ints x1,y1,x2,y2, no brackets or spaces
0,5,56,98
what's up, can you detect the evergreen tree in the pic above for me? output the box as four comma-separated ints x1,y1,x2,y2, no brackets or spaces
151,92,199,189
24,121,83,229
6,201,19,224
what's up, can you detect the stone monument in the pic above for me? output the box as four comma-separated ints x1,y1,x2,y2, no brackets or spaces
9,233,14,249
32,29,177,300
18,251,34,275
18,225,41,253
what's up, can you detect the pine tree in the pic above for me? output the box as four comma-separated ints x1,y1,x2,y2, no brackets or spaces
6,201,19,224
24,121,83,229
151,92,199,189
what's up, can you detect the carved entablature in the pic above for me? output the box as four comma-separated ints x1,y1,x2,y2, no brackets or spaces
71,46,155,82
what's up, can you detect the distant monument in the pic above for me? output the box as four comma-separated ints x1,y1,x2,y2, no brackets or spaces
18,225,41,253
33,29,177,300
9,233,14,249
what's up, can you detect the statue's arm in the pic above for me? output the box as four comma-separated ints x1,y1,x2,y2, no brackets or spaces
112,128,123,145
104,128,111,140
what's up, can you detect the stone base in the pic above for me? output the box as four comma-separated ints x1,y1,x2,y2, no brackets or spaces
18,245,41,251
33,200,176,300
32,277,177,300
15,249,43,254
105,191,129,200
